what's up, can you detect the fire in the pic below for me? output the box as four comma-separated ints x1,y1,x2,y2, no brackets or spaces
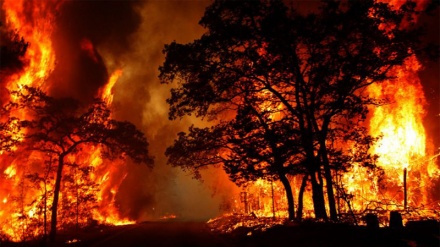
160,214,177,220
0,0,133,241
369,55,427,171
341,54,440,213
2,0,57,91
4,164,16,178
101,69,123,105
339,0,440,217
1,0,59,241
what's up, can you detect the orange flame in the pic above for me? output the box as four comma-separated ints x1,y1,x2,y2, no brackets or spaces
343,54,439,212
2,0,58,92
0,0,133,241
340,1,440,216
101,69,123,105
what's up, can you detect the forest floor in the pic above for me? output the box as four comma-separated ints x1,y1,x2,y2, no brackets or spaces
1,216,439,247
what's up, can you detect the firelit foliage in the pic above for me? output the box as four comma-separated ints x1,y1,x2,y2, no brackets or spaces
161,0,423,221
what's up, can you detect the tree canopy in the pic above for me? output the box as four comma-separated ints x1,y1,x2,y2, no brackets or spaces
161,0,422,221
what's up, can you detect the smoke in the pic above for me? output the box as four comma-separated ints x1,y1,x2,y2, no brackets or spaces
418,6,440,156
48,0,142,102
47,0,238,221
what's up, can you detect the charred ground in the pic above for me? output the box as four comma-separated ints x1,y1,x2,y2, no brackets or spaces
2,218,439,247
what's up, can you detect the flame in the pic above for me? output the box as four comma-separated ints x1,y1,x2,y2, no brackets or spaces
339,0,440,216
101,69,123,105
0,0,133,241
341,54,440,213
2,0,57,92
0,0,59,241
369,56,426,171
160,214,177,220
4,165,17,178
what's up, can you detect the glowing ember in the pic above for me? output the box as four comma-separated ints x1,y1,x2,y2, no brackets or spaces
160,214,177,220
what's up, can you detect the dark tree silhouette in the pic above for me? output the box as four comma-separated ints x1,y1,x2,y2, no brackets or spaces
0,21,29,79
166,103,304,220
3,86,153,241
160,0,422,220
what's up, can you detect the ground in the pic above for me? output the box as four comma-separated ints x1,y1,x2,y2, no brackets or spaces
1,218,439,247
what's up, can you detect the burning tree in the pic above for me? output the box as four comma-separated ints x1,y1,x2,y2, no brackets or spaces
1,86,153,241
161,0,424,221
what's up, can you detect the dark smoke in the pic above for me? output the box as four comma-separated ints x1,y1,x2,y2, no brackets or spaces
49,0,143,102
418,6,440,156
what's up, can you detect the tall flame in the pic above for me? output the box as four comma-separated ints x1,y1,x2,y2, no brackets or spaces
340,0,439,215
0,0,133,241
2,0,57,92
1,0,59,241
369,56,426,171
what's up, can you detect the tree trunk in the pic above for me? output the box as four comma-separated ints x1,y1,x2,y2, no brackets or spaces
309,171,327,220
279,173,295,221
44,182,47,237
297,174,308,221
319,144,338,221
49,155,65,242
323,164,337,221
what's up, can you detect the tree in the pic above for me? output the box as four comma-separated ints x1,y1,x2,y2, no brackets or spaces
0,22,28,150
166,102,305,220
57,162,99,229
25,156,55,239
0,21,29,83
3,86,153,241
161,0,422,220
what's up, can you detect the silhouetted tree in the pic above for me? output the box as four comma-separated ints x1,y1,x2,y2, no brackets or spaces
25,155,55,240
3,86,153,242
161,0,422,220
0,21,29,80
166,103,304,220
58,163,99,229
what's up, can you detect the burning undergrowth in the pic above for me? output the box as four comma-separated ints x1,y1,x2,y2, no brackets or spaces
207,213,287,235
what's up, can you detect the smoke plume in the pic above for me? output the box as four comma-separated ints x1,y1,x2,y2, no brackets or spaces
46,0,239,221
